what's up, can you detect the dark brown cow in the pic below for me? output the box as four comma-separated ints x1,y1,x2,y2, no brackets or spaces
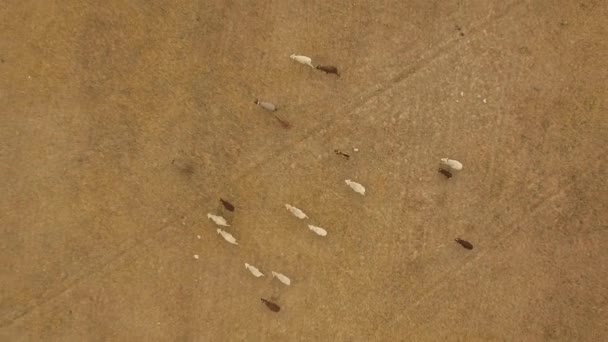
438,168,453,179
261,298,281,312
316,65,340,76
334,149,350,159
455,238,474,250
219,198,235,212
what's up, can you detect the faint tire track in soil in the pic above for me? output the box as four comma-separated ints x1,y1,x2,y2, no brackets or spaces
231,0,523,187
371,166,598,339
0,1,523,327
0,223,186,326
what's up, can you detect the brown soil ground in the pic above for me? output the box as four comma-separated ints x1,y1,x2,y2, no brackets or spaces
1,1,607,341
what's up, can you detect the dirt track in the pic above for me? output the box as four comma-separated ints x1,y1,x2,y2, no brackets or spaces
1,1,607,340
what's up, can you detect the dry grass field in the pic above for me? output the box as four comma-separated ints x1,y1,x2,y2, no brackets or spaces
1,1,607,340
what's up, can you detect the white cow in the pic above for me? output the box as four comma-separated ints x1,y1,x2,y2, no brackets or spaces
271,271,291,286
285,204,308,219
245,263,265,277
207,213,230,226
441,158,463,170
254,98,277,111
345,179,366,195
307,224,328,236
216,228,238,245
290,54,314,68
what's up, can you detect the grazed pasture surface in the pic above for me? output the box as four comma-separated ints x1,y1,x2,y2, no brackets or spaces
1,1,607,340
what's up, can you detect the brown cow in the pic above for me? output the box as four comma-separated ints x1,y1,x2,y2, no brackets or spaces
261,298,281,312
316,65,340,76
438,168,453,179
455,238,474,250
334,149,350,159
219,198,235,212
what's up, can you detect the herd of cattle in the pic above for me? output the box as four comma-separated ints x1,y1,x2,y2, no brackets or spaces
202,54,472,313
